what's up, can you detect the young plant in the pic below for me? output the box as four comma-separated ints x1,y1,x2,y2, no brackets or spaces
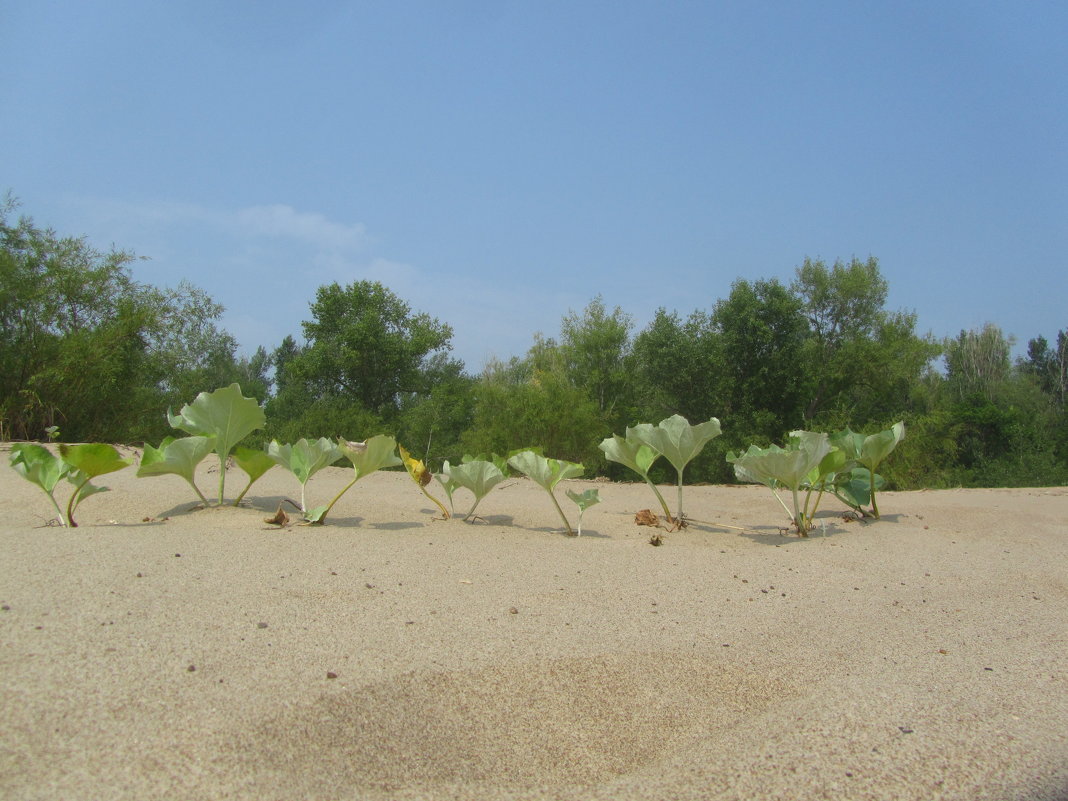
268,437,343,512
441,458,507,520
627,414,722,524
507,449,584,535
565,488,601,537
232,446,276,506
10,443,133,527
167,383,266,505
833,467,886,516
136,435,215,505
726,431,834,536
399,444,450,519
830,422,905,518
307,434,402,524
598,433,671,520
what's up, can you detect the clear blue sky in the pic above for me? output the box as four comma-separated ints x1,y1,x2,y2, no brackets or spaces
4,1,1066,370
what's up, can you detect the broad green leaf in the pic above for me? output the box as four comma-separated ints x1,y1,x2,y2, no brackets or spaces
10,443,68,494
268,437,341,510
339,434,402,479
231,446,276,505
507,450,583,535
167,383,266,503
59,443,133,479
598,434,660,479
830,422,904,518
137,435,215,504
565,487,601,537
507,450,583,492
628,415,722,520
834,468,885,511
444,459,506,519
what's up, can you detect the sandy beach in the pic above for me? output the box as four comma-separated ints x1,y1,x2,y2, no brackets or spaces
1,449,1066,800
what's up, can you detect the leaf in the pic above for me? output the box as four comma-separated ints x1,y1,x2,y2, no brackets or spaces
167,384,266,503
444,459,506,518
565,488,601,512
507,450,583,492
10,443,68,494
59,443,134,480
137,436,214,504
398,444,433,488
598,434,660,479
339,434,402,479
628,415,721,476
232,446,276,505
268,438,341,488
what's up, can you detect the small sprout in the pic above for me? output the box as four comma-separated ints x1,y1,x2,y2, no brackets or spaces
307,434,401,525
440,458,507,520
137,435,215,505
564,488,600,537
507,450,584,535
267,437,343,513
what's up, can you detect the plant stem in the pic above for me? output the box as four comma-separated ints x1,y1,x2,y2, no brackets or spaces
421,484,450,519
314,475,358,524
547,490,574,535
791,486,807,535
644,478,672,519
676,470,684,521
46,492,67,528
217,455,226,505
65,479,87,528
184,477,209,505
870,469,881,519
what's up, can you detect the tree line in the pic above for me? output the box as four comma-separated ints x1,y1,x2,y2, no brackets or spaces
3,197,1065,489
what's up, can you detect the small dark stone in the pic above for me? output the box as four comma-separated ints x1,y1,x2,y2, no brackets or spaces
187,664,196,672
326,671,338,679
257,622,268,629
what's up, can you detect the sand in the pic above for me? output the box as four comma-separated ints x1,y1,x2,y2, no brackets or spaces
1,446,1066,800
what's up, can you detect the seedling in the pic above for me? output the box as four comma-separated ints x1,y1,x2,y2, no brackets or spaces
399,444,451,519
441,458,507,520
726,431,834,536
307,434,401,524
268,437,343,512
137,435,215,505
10,443,132,527
507,450,584,535
626,414,722,524
830,422,905,518
231,446,276,506
167,383,266,505
565,488,600,536
598,433,671,519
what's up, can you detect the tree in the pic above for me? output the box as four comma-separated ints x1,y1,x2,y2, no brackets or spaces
269,281,455,433
558,296,634,418
1024,331,1067,408
944,323,1013,402
0,196,243,442
711,277,809,439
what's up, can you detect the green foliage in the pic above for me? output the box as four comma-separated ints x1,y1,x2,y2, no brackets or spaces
507,449,584,535
167,384,267,504
231,446,276,506
268,437,343,512
136,435,215,504
10,442,132,527
308,434,402,524
727,431,834,535
628,414,722,521
440,458,507,520
398,444,451,519
830,422,905,518
598,432,671,518
564,487,601,537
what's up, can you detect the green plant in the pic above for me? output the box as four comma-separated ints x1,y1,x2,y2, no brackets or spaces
626,414,722,524
231,446,276,506
136,435,215,505
565,488,601,536
598,432,671,519
268,437,343,512
10,443,132,527
308,434,402,524
830,422,905,518
440,458,507,520
166,383,266,504
507,449,584,535
726,431,834,536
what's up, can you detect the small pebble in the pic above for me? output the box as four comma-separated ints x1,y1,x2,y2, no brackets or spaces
257,622,268,629
326,671,338,679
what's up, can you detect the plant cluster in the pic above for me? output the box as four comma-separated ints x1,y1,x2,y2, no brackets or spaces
9,386,907,539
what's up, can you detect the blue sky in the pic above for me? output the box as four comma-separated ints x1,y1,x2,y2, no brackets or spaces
3,1,1066,370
